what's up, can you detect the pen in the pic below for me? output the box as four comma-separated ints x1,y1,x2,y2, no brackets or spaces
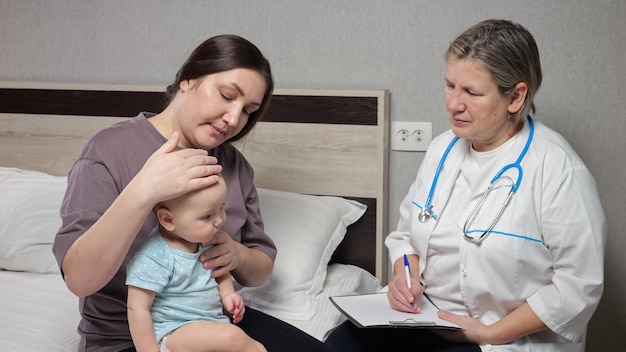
403,254,413,307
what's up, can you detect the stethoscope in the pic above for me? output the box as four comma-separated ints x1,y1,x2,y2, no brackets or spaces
417,115,535,243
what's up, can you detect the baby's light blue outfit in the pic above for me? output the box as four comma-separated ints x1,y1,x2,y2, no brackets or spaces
126,227,230,343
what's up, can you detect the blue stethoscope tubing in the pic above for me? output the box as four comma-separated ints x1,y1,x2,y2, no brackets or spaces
417,115,535,227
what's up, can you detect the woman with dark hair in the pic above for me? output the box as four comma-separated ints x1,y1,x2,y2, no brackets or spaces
53,34,334,352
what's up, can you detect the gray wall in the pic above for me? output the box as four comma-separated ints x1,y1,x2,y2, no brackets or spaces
1,0,624,350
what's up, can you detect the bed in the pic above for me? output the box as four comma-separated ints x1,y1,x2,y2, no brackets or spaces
0,82,389,350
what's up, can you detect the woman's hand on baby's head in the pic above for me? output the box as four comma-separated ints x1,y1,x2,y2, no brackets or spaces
134,131,222,206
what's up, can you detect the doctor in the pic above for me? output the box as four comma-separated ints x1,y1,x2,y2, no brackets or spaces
326,19,606,352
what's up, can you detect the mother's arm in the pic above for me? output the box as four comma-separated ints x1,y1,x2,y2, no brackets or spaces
62,133,221,296
200,231,274,287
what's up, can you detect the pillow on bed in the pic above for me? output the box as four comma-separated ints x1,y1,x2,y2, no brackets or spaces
237,188,367,320
0,167,65,274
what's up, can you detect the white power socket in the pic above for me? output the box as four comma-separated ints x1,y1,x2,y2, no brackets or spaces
391,121,432,151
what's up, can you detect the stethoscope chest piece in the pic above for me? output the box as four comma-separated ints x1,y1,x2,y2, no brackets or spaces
418,208,434,223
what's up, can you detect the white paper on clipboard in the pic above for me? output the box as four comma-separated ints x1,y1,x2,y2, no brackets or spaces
330,292,461,330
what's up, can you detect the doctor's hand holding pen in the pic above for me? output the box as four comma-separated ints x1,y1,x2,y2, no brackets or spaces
387,253,422,313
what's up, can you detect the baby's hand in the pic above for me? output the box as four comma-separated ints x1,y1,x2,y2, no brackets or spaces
222,292,245,323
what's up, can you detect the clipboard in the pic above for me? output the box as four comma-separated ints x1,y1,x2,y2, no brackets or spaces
329,292,461,330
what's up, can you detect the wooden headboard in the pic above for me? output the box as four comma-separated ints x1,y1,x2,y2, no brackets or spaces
0,82,389,282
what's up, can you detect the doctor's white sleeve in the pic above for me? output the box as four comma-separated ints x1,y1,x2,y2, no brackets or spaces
385,179,420,268
526,151,606,343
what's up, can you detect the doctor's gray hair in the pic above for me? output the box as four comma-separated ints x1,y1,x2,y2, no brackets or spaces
445,19,542,123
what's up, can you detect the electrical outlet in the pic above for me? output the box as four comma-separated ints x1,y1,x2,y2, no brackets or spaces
391,121,432,151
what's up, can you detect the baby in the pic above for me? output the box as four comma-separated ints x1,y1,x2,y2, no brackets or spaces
126,173,266,352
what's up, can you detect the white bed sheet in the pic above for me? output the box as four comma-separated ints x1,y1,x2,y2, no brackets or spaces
0,264,379,351
0,270,80,351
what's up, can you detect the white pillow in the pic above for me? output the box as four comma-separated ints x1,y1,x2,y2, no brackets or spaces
0,167,65,273
237,188,367,320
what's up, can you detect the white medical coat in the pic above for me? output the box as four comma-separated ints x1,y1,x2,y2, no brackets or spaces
386,118,606,352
